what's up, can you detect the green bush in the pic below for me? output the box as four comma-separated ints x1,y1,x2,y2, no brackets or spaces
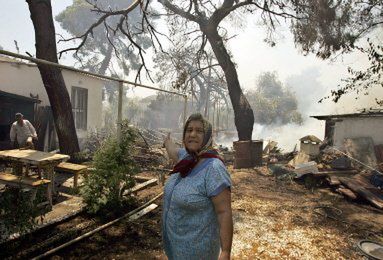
0,186,45,239
81,121,139,214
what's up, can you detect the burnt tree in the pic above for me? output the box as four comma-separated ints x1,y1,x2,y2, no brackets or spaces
159,0,254,140
26,0,80,155
203,25,253,140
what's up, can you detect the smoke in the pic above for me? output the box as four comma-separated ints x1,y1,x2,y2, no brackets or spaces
248,66,382,151
251,119,325,152
286,67,331,116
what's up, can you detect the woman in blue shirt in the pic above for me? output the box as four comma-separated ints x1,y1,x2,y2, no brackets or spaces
163,113,233,260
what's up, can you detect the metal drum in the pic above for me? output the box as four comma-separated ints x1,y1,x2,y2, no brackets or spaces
233,140,263,168
233,140,252,169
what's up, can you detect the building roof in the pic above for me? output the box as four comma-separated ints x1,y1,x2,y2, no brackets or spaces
0,90,40,103
300,135,322,143
0,55,36,67
311,109,383,120
0,54,105,83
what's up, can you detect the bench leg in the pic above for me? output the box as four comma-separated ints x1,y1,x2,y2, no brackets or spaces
12,162,23,175
73,173,78,188
25,164,30,176
44,165,56,195
46,184,52,208
30,188,37,204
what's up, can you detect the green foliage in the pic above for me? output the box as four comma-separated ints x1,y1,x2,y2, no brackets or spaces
0,186,45,238
292,1,382,104
81,120,139,214
292,1,381,59
247,72,303,126
320,39,383,105
70,151,89,164
55,0,152,76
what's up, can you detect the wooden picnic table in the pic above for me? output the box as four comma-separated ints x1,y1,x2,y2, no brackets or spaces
0,149,70,195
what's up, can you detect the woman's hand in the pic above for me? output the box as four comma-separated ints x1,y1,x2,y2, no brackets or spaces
163,133,171,147
163,133,179,163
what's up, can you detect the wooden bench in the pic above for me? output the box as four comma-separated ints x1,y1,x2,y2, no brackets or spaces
0,172,52,208
54,162,88,188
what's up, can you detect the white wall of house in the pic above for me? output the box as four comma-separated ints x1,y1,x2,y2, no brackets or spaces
333,117,383,148
0,58,104,142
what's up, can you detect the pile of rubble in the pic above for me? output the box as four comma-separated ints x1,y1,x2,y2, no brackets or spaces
218,145,234,163
265,136,383,210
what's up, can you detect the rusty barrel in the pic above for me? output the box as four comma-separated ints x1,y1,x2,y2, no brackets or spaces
233,140,263,169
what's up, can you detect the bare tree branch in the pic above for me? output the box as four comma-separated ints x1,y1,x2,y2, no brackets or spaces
158,0,199,23
58,0,142,57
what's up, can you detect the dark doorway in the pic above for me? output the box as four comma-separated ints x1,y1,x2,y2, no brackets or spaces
0,91,39,150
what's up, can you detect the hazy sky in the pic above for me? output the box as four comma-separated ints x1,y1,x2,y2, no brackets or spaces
0,1,381,148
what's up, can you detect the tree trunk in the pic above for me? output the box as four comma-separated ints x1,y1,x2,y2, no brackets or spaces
204,57,213,118
26,0,80,156
193,75,206,112
202,26,254,140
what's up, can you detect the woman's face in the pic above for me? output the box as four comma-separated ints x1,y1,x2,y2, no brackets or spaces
184,120,204,153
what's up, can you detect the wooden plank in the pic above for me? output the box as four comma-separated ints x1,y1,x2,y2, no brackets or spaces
327,176,341,186
319,170,358,175
339,177,383,209
130,178,157,193
0,149,69,165
125,178,157,195
0,172,50,187
32,197,162,260
336,187,358,200
134,176,153,182
55,162,88,173
129,203,158,220
353,172,376,187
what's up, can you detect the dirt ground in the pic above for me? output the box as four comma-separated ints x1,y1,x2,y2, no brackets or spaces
4,166,383,259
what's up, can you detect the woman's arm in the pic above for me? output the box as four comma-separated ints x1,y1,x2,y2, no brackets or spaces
212,188,233,260
163,133,180,163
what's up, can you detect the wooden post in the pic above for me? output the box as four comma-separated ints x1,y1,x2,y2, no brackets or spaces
190,80,194,109
216,99,220,138
181,95,188,148
117,81,123,142
212,99,216,133
204,57,212,118
183,95,188,127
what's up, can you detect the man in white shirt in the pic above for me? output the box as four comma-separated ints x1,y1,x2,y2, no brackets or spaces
10,113,38,149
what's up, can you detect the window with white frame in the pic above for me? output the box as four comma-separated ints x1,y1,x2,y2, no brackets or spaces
71,86,88,130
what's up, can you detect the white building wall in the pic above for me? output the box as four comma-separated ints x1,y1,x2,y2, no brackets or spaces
333,117,383,148
0,61,49,104
61,70,103,139
0,59,104,140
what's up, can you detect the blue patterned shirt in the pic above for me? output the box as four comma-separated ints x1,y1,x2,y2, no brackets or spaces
163,149,231,260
